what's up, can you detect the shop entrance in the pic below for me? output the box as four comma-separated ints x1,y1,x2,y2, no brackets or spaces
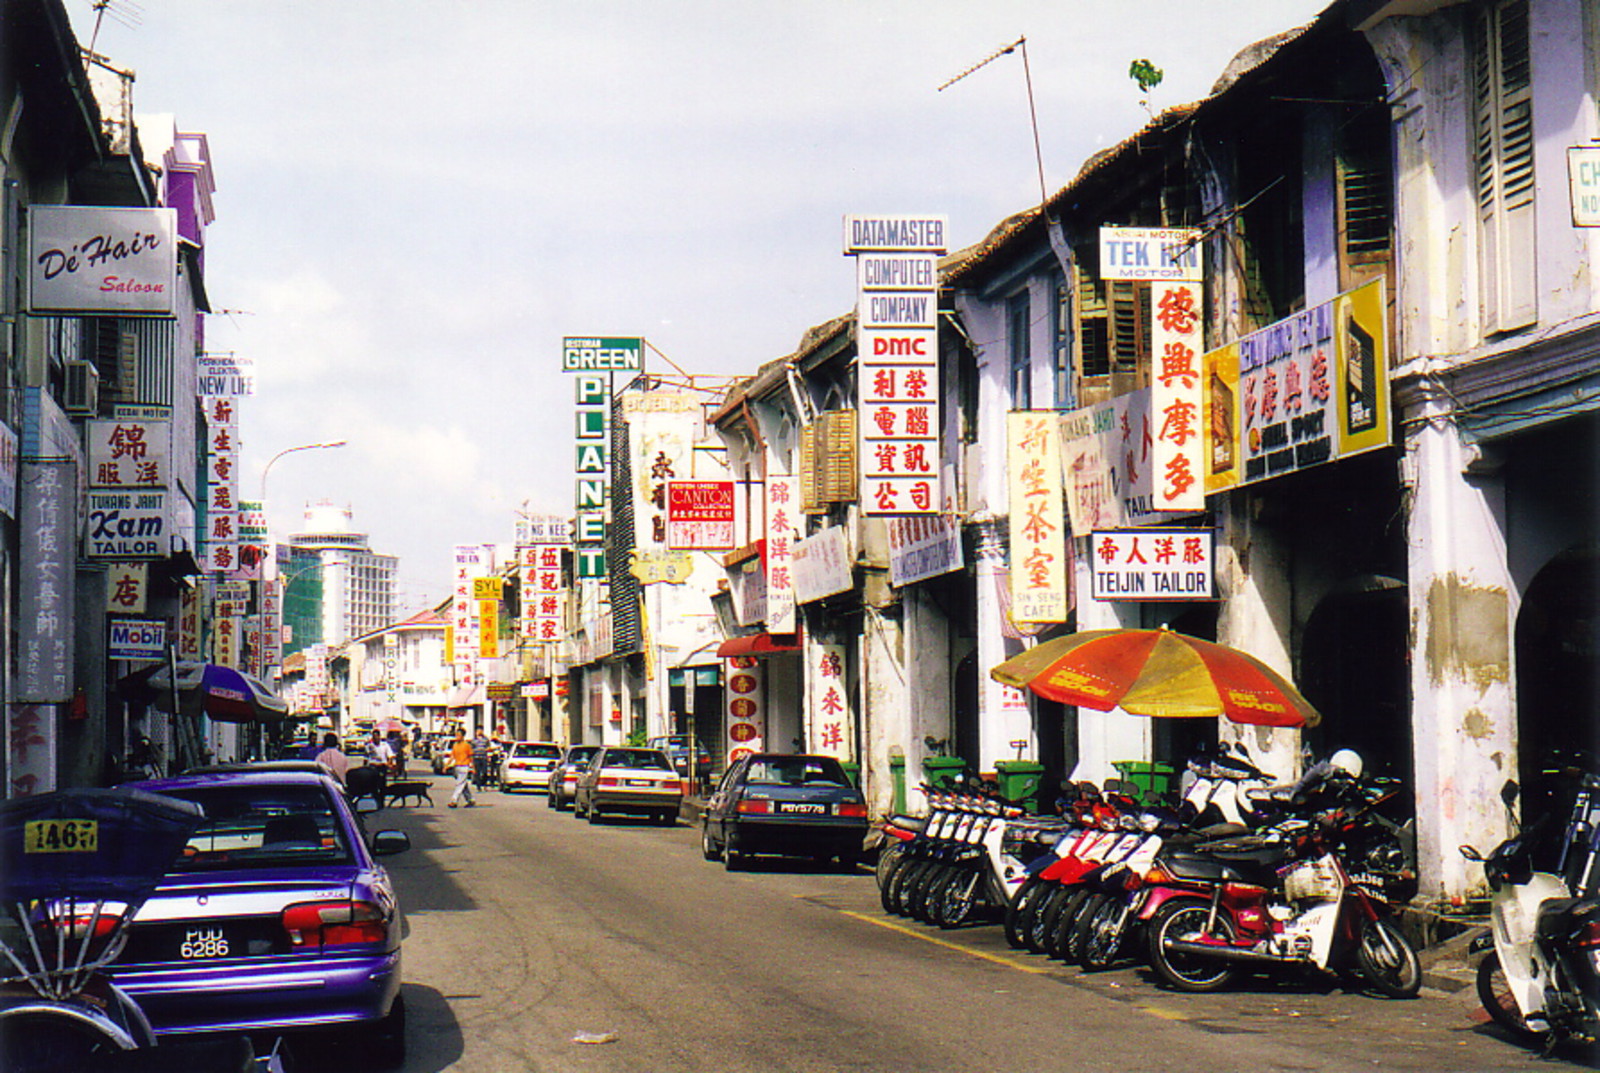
1300,580,1411,779
1515,544,1599,785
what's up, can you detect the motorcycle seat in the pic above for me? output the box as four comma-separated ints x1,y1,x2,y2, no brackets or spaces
1536,896,1600,941
1164,842,1291,885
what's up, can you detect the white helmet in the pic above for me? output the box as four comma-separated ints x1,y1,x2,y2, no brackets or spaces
1328,749,1364,779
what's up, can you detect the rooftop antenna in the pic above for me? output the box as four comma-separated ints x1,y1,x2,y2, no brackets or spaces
87,0,143,56
938,35,1071,281
938,36,1049,208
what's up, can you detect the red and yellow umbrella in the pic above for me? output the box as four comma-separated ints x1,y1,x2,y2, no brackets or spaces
990,628,1319,728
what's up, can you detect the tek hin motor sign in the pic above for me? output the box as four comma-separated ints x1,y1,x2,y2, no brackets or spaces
1090,528,1215,602
1097,226,1203,282
29,206,179,315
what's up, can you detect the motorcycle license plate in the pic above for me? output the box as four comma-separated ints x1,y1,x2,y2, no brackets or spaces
24,819,98,854
178,926,232,960
776,802,827,814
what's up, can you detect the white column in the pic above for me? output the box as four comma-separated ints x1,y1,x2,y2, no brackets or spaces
1404,383,1517,904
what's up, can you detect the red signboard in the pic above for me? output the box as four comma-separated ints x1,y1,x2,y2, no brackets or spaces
666,481,735,550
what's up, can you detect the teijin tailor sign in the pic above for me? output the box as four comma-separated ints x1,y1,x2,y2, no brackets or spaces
29,206,178,315
1090,528,1214,602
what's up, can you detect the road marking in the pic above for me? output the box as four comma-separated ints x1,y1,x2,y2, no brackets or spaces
834,909,1054,975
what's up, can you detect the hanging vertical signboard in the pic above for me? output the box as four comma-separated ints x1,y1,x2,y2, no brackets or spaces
724,655,764,764
765,473,798,634
845,215,946,516
1150,281,1205,511
1006,412,1069,623
806,642,851,761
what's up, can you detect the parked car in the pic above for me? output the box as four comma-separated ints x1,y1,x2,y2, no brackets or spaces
647,734,715,781
109,769,411,1067
573,747,685,825
547,744,602,810
701,753,869,870
500,740,562,791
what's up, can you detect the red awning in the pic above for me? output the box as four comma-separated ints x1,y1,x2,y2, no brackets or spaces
715,633,801,659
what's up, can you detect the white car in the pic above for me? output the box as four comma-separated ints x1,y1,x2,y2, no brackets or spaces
500,741,563,791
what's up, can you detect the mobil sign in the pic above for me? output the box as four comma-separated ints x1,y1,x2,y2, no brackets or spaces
108,617,166,660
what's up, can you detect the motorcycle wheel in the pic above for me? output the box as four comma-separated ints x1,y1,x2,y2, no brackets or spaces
879,849,910,913
1146,896,1241,992
937,869,981,929
1079,892,1129,971
1026,885,1066,954
876,842,905,892
701,823,721,862
925,869,958,927
1004,877,1042,950
1475,950,1547,1041
0,1013,122,1073
1066,892,1114,965
887,856,925,916
1047,887,1094,962
907,862,944,923
1354,917,1421,999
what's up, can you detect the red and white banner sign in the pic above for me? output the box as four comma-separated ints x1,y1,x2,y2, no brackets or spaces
765,474,798,634
1150,281,1205,511
666,480,735,550
724,655,765,764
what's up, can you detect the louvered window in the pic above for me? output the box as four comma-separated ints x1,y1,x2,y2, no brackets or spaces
1337,109,1393,268
799,409,858,513
1007,291,1031,409
1474,0,1536,332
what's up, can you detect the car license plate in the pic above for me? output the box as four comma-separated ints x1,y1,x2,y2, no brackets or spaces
178,927,231,960
776,802,827,814
626,778,655,787
24,819,98,854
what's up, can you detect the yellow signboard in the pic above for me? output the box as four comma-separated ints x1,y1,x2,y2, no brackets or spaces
472,577,502,600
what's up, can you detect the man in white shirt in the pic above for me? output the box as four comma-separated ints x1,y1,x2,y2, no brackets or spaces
368,730,396,774
314,732,350,785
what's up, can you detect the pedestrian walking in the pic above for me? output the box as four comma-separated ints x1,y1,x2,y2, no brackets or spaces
368,730,396,774
471,730,491,789
313,732,350,785
448,728,476,808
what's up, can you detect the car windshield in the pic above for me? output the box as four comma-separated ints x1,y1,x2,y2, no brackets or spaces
161,784,352,871
512,743,561,759
746,757,849,787
603,750,672,771
565,749,599,765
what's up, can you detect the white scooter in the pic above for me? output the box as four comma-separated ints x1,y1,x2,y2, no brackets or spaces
1461,774,1600,1048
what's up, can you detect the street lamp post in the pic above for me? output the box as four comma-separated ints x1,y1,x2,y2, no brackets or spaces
260,440,347,506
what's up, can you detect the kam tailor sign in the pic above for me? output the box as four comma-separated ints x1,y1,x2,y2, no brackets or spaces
29,207,179,315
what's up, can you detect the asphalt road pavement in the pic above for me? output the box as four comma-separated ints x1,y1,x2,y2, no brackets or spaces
300,774,1598,1073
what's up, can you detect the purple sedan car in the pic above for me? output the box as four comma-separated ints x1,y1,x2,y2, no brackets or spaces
107,769,409,1066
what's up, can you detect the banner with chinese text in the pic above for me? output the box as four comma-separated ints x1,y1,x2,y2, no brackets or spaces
1007,413,1069,623
806,642,851,760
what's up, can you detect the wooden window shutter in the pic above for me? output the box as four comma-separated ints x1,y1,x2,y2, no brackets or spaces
1075,261,1110,379
1336,108,1393,291
1107,280,1149,374
821,409,857,504
799,422,821,513
1474,0,1537,331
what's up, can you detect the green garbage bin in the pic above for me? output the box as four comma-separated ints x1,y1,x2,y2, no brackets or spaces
888,755,907,815
922,755,967,791
840,761,861,788
995,760,1044,813
1112,760,1176,804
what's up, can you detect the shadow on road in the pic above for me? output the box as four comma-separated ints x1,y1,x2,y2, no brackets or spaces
273,983,463,1073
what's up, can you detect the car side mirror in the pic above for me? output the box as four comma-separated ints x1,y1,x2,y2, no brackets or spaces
371,830,411,856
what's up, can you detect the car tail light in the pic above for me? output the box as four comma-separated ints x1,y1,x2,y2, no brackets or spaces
598,776,620,788
281,900,387,950
737,799,771,814
1576,920,1600,950
835,802,868,818
48,909,122,942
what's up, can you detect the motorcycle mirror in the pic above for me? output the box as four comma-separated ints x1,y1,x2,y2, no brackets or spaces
1459,844,1483,862
1500,779,1520,809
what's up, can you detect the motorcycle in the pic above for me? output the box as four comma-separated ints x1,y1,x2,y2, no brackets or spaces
0,786,284,1072
1461,772,1600,1048
1142,760,1421,998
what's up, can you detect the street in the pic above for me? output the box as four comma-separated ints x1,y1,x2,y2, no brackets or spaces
285,773,1598,1073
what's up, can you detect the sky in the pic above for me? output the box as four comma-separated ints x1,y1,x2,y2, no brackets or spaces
67,0,1329,613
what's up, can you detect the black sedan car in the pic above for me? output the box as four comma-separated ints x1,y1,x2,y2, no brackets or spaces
701,753,868,870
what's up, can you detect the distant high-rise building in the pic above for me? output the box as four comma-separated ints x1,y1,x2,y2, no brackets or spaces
279,504,398,656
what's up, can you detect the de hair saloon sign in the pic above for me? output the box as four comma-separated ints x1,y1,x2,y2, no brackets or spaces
29,207,179,316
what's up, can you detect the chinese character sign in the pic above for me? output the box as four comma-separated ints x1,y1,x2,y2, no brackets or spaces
847,215,946,517
1208,278,1389,492
87,419,170,489
765,473,798,634
520,537,567,646
1150,281,1205,511
19,461,75,702
203,400,239,574
1006,413,1069,624
1089,528,1214,602
806,643,851,760
724,656,765,764
452,545,484,687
